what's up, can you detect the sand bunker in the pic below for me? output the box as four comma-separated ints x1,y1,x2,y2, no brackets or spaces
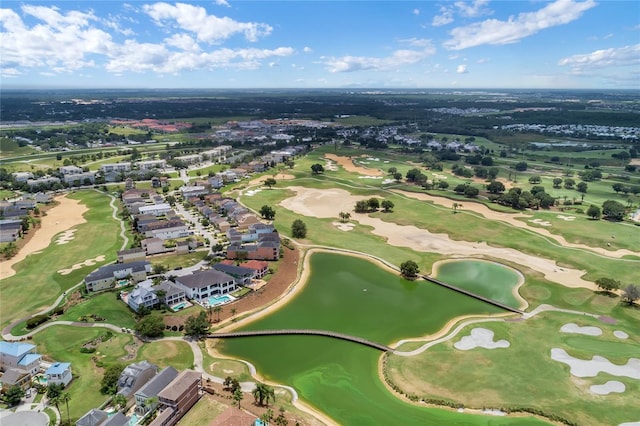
245,189,262,196
55,229,77,245
324,153,384,176
529,218,552,227
560,323,603,336
0,194,88,280
454,328,510,351
614,331,629,339
279,186,595,290
393,189,638,260
358,176,382,179
332,221,355,231
590,380,626,395
550,348,640,378
57,255,106,275
557,215,576,221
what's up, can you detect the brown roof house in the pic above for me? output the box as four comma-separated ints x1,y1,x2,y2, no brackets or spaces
148,370,202,426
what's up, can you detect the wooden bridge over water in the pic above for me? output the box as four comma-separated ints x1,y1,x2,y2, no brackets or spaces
422,275,525,315
208,329,392,352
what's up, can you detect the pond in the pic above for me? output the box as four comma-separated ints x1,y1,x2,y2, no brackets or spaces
218,252,544,425
433,259,524,309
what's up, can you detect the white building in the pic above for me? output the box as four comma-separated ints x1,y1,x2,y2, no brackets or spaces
101,162,132,173
137,159,167,170
138,203,172,216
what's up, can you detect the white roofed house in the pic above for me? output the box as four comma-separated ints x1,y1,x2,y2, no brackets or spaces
137,159,167,170
127,280,160,312
138,203,172,216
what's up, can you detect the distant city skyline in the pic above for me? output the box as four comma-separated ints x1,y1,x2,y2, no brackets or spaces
1,0,639,89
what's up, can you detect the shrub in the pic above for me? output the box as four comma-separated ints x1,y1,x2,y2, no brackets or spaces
26,314,49,329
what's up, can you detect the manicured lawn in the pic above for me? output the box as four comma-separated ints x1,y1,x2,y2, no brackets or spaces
0,190,122,329
149,251,208,271
178,396,229,426
31,325,133,421
58,291,138,329
241,178,638,285
387,312,640,426
135,340,194,370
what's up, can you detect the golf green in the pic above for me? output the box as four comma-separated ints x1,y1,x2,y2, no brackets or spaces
434,259,523,308
219,252,546,425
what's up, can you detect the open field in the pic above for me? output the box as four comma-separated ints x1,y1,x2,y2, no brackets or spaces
387,312,639,426
0,190,122,329
31,325,133,421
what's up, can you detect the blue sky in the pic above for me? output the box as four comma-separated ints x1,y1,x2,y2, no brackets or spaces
1,0,638,89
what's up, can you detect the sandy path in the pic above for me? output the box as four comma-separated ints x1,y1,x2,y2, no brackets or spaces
279,186,597,290
324,153,384,176
393,189,639,259
0,194,88,280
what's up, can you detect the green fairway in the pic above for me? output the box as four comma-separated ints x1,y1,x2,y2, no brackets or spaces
434,259,523,308
387,313,640,426
0,190,122,329
217,252,550,425
31,325,133,421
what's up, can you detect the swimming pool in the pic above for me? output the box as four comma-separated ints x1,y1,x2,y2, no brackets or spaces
172,302,187,312
129,413,139,425
207,294,234,306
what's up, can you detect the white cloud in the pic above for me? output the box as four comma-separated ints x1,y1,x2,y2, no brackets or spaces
165,33,200,52
455,0,491,18
457,64,468,73
444,0,597,50
142,2,272,43
303,46,313,53
400,38,434,48
323,45,436,73
0,3,293,77
105,43,294,74
0,6,113,74
215,0,231,7
558,44,640,70
413,8,420,16
432,6,454,27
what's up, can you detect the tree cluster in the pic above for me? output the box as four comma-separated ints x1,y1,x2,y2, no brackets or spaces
354,198,394,213
494,187,555,210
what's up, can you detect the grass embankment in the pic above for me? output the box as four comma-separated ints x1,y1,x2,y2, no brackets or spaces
0,190,122,330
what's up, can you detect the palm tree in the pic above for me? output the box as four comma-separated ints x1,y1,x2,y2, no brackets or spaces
49,394,61,418
60,392,71,426
338,211,351,223
144,396,159,414
260,408,274,425
213,306,222,322
113,394,128,412
252,383,276,407
232,387,243,408
230,308,237,320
